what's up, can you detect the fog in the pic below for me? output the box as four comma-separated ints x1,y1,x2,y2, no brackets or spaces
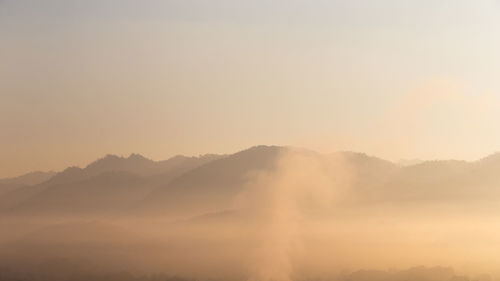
2,147,500,281
2,1,499,280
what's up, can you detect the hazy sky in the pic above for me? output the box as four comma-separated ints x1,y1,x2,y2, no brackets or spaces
1,0,500,177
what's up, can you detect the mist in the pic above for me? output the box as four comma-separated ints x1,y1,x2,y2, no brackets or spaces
2,1,500,280
2,147,500,281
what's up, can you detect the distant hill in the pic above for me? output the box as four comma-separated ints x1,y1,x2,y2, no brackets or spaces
0,171,56,186
369,156,500,204
0,153,223,214
140,145,286,216
10,171,146,215
0,171,56,196
3,146,500,218
44,153,223,186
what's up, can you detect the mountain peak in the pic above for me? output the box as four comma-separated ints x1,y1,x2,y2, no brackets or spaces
87,153,153,169
167,154,189,161
103,154,120,159
128,153,149,161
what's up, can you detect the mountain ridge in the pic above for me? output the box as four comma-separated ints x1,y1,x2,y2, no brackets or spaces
3,146,500,217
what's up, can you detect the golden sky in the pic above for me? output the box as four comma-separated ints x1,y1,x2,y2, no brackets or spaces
1,0,500,177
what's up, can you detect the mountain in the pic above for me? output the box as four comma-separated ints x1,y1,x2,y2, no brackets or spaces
330,151,398,202
9,171,146,215
143,148,500,220
375,160,471,202
139,146,401,217
0,171,56,186
367,155,500,205
0,153,223,214
4,146,500,218
0,171,56,196
140,145,285,216
44,153,222,186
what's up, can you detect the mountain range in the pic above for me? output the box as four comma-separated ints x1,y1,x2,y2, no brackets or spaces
2,145,500,218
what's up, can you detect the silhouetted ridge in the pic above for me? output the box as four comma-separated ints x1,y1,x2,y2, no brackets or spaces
142,145,286,216
0,171,56,186
41,153,225,188
45,166,86,186
0,153,224,214
11,171,147,214
85,153,156,176
0,171,56,197
6,146,500,217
